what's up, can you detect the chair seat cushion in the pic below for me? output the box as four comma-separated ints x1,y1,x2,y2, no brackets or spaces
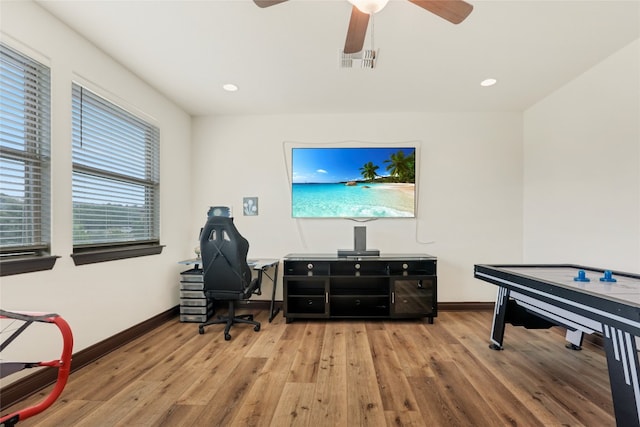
206,278,259,300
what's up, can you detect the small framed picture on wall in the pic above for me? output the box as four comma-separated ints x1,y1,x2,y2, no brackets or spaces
243,197,258,216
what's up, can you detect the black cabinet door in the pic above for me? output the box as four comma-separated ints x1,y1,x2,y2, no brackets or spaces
391,276,436,317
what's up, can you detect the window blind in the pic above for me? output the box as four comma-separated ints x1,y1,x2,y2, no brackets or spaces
0,43,51,256
71,83,159,247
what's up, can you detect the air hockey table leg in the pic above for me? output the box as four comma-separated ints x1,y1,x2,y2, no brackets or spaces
565,329,584,351
602,324,640,427
489,287,510,350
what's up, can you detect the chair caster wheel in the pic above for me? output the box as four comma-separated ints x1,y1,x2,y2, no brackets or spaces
254,324,260,332
198,326,204,335
225,333,231,341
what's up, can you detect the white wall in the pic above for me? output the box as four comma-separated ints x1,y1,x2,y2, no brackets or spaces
191,112,524,302
523,39,640,271
0,0,192,382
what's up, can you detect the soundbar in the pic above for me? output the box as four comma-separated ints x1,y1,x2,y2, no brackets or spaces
337,249,380,257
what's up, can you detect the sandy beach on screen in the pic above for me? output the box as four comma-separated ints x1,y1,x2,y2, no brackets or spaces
370,183,415,195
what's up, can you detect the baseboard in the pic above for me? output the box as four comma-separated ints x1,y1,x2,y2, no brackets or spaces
238,301,495,311
0,305,179,411
438,301,494,311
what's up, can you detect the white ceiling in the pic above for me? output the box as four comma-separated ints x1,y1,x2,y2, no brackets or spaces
36,0,639,116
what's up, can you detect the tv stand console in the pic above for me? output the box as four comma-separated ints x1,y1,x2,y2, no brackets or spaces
283,253,437,324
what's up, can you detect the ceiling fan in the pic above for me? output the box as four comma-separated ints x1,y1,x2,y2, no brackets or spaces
254,0,474,54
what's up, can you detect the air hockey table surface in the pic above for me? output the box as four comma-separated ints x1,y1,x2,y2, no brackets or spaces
491,264,640,307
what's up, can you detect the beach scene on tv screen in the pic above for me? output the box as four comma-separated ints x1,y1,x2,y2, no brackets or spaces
291,147,416,218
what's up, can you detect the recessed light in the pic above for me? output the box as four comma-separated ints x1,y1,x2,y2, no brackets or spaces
480,78,497,87
223,83,238,92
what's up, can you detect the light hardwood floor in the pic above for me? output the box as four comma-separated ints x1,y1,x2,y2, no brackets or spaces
3,310,615,426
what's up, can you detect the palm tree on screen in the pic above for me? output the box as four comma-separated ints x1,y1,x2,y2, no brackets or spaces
384,150,415,182
359,162,379,181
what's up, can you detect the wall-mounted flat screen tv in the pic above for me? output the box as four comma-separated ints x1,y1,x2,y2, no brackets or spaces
291,147,416,218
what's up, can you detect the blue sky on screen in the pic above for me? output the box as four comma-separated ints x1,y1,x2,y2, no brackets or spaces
292,147,414,184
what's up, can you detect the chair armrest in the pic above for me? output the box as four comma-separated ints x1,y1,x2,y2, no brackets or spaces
251,277,262,296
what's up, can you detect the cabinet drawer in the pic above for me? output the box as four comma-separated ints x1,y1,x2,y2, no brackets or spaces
180,303,214,315
180,290,206,299
180,281,204,291
287,296,326,314
284,261,330,276
180,313,210,323
180,268,204,282
388,260,436,275
331,260,387,275
180,298,209,307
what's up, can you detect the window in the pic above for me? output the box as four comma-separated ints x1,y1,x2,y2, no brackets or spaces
0,43,56,276
71,83,161,265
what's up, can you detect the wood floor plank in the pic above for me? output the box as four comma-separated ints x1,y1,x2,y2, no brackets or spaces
383,409,426,427
366,324,419,415
286,322,326,383
151,403,206,426
227,334,300,426
307,322,348,426
71,380,163,427
243,313,287,359
174,326,261,406
383,321,435,378
268,382,316,426
191,356,268,426
344,321,386,427
9,399,101,427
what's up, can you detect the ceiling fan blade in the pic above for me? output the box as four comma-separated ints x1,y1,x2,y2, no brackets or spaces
253,0,288,8
408,0,474,24
344,6,370,54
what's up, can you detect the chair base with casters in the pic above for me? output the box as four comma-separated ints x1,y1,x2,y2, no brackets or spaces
198,300,261,340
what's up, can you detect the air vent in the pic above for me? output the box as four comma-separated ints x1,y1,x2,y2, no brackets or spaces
340,49,378,69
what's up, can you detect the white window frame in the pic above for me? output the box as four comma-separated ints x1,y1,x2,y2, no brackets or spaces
70,83,161,265
0,42,56,276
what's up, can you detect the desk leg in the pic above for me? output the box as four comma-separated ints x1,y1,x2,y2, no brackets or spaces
268,263,280,323
602,325,640,427
489,287,510,350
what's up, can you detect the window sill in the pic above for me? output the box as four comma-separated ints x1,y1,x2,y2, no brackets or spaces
71,244,164,266
0,255,60,277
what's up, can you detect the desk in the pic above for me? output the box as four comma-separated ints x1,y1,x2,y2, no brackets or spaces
474,264,640,427
179,258,280,322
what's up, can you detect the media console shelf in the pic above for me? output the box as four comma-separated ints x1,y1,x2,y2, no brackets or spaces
283,253,437,324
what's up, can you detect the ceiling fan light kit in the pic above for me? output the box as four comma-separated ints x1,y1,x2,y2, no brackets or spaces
348,0,390,14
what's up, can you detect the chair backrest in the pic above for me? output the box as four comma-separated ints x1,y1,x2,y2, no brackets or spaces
200,216,252,296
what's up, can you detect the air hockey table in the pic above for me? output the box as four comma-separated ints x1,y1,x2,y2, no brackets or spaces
474,264,640,427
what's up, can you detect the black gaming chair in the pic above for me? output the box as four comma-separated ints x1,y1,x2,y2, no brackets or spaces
197,216,261,340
